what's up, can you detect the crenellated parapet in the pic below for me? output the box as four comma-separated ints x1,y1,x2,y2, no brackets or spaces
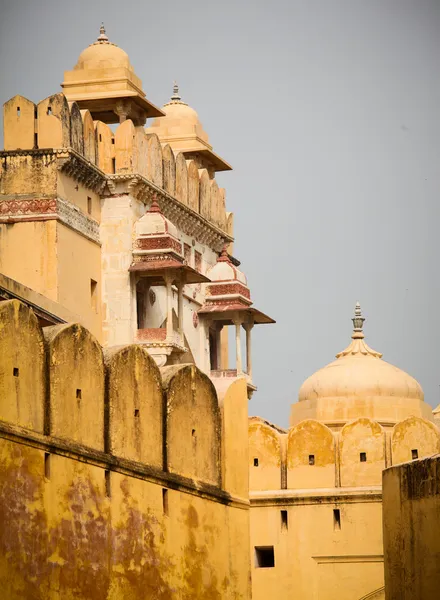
2,93,233,244
0,299,250,497
249,414,440,492
0,298,251,599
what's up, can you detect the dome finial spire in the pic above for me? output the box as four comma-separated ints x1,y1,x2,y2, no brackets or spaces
352,301,365,337
97,22,109,42
171,81,181,102
335,302,382,358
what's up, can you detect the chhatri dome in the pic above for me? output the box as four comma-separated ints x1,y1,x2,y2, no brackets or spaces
146,83,232,173
74,24,133,71
290,303,432,429
62,24,164,123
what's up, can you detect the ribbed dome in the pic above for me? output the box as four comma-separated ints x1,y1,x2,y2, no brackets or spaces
298,303,424,404
74,24,133,71
135,200,179,240
206,247,247,285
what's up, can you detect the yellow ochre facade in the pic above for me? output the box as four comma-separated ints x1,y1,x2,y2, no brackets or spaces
0,24,438,600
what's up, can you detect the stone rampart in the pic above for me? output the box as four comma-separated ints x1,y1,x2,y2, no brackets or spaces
0,299,250,599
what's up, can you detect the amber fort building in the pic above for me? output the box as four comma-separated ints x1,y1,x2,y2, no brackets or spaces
0,25,439,600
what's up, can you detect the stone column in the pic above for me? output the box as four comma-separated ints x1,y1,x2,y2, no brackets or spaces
234,319,242,374
165,275,173,342
244,322,254,378
215,323,223,370
177,278,184,344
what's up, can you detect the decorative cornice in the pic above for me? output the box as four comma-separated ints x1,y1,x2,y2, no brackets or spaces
106,173,233,252
0,195,100,245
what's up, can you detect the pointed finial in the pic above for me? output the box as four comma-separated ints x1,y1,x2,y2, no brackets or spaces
97,22,109,42
171,81,181,102
148,198,162,213
352,301,365,338
218,244,230,262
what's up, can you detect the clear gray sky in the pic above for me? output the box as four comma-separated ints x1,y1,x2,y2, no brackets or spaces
1,0,440,427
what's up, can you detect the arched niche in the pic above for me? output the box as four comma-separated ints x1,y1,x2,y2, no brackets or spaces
249,418,281,491
340,417,385,487
287,419,335,489
392,416,440,464
37,93,71,148
3,95,36,150
104,345,163,466
162,365,221,486
44,323,104,449
0,300,45,432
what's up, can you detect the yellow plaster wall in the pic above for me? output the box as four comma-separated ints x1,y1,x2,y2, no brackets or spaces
250,500,384,600
383,455,440,600
57,172,101,222
249,419,281,490
0,302,250,600
391,416,440,465
0,221,58,301
287,419,335,489
340,418,385,487
56,222,102,339
0,153,57,196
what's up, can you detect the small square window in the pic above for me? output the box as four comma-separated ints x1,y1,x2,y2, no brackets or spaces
309,454,315,465
281,510,288,531
134,409,140,418
253,458,259,467
76,389,82,400
13,367,19,377
360,452,367,462
255,546,274,568
412,449,418,460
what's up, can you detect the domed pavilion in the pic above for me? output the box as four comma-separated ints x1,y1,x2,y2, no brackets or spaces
62,24,164,124
290,303,432,429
